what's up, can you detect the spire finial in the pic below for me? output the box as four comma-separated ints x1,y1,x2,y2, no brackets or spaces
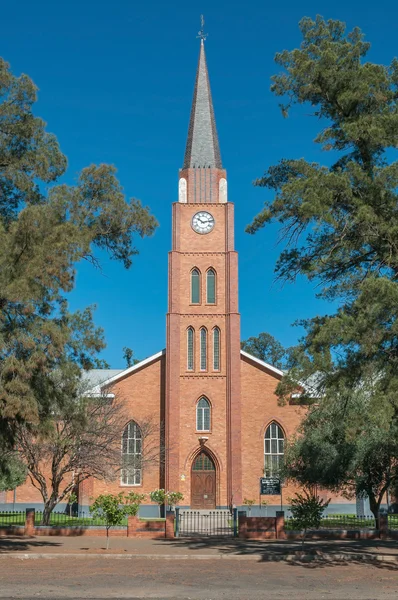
197,14,208,44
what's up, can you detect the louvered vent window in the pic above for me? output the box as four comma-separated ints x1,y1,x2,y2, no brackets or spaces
200,328,207,371
206,269,216,304
213,327,220,370
191,269,200,304
187,327,194,371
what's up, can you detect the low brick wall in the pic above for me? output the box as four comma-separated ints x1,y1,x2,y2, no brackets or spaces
238,511,285,540
0,511,176,539
239,516,276,539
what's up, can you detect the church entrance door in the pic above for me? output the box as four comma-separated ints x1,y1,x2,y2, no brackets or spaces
191,452,216,509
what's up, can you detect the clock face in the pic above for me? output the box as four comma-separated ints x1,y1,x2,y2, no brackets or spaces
192,211,215,234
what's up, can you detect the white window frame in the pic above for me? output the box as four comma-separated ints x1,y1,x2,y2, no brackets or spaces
264,422,284,478
196,397,211,431
121,420,142,486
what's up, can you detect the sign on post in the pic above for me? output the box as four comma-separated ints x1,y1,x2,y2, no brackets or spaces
260,477,281,496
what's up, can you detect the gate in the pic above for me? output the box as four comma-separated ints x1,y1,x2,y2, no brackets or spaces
176,509,237,537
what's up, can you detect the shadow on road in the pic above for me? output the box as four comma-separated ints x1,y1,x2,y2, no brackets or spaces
153,537,398,570
0,535,61,553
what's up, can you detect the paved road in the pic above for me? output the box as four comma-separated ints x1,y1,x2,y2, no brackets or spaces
0,557,397,599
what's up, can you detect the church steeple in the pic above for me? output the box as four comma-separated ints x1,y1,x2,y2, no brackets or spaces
182,40,222,170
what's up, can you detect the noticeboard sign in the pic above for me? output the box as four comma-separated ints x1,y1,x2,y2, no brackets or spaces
260,477,281,496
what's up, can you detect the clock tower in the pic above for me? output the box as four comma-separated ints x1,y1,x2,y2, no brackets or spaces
165,39,242,508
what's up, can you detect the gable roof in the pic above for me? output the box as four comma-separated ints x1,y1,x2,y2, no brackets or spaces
240,349,284,378
89,349,165,394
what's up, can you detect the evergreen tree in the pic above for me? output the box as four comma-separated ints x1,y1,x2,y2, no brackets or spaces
0,56,157,475
247,17,398,512
241,332,290,369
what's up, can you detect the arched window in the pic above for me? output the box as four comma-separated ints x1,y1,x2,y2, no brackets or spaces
264,422,284,477
200,327,207,371
206,269,216,304
121,420,142,485
213,327,220,371
187,327,194,371
191,268,200,304
196,397,211,431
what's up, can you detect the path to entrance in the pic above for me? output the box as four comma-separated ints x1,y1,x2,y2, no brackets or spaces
0,553,397,599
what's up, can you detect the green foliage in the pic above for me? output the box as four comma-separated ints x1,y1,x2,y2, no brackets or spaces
289,489,330,544
0,452,27,491
67,492,78,505
243,498,256,506
0,55,157,481
122,347,140,368
166,491,184,507
241,332,291,369
90,492,145,548
246,16,398,515
284,389,398,520
150,489,166,505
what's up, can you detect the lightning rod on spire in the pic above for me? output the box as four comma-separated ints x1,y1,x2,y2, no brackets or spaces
197,14,208,43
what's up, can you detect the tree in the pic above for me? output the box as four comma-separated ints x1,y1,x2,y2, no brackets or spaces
15,375,164,525
0,451,26,492
241,332,290,369
0,56,157,478
289,489,330,546
122,347,140,368
283,384,398,526
246,16,398,515
90,492,145,549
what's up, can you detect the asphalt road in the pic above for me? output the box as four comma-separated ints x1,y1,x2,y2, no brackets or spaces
0,557,397,599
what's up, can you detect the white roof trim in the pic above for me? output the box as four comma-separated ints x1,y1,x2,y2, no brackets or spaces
240,349,284,377
90,349,165,393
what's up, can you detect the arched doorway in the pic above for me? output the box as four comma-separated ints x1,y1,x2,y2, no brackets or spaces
191,451,216,509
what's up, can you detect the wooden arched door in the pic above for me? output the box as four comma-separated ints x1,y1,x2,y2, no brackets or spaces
191,452,216,509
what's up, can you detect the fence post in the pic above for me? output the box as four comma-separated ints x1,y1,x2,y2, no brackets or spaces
24,508,35,536
275,510,285,540
174,508,180,538
233,507,238,538
165,511,175,539
379,514,388,540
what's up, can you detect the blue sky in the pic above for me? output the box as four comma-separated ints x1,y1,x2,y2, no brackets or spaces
2,0,397,367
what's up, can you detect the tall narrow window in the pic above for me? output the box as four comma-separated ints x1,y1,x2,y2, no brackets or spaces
264,422,284,477
213,327,220,371
191,268,200,304
200,327,207,371
121,420,142,485
206,269,216,304
196,397,211,431
187,327,194,371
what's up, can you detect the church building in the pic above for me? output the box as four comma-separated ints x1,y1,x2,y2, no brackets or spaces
1,39,352,516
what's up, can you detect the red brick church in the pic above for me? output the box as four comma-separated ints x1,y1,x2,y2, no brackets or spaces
1,39,355,516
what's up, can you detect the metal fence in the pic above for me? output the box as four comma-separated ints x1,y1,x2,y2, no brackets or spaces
0,511,26,526
388,515,398,530
285,515,377,530
0,510,127,528
176,509,236,537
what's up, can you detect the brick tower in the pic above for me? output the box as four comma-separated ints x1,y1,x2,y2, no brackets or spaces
166,39,242,508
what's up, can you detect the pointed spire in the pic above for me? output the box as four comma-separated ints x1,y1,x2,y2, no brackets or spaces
183,40,222,170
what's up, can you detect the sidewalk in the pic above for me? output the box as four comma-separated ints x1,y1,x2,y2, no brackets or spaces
1,535,398,563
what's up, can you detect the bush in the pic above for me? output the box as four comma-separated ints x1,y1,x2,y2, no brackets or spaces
290,489,330,546
90,492,145,549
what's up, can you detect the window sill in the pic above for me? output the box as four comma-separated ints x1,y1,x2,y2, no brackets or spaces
196,430,211,434
120,483,143,487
